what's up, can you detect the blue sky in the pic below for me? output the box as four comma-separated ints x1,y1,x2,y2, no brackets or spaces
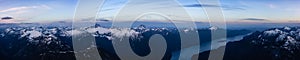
0,0,299,23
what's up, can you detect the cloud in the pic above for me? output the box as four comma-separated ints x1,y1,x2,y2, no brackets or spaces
222,5,246,10
1,16,13,20
40,5,52,9
100,8,116,12
288,20,300,22
0,16,18,23
0,6,36,13
183,4,247,10
0,20,18,23
183,4,220,7
0,5,52,23
0,5,51,13
96,19,110,22
242,18,268,21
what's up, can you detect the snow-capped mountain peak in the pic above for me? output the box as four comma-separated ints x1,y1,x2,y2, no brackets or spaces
209,26,218,30
284,26,292,30
246,27,300,59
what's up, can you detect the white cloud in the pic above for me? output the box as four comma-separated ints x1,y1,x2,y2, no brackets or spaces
0,6,35,13
41,5,52,9
268,4,277,8
0,5,52,23
0,5,52,13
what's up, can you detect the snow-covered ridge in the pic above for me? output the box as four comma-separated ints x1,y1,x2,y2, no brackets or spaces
2,26,142,41
1,25,222,43
209,26,218,30
79,27,140,40
251,27,300,57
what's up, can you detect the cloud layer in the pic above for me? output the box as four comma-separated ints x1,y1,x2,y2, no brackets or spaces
1,16,13,20
183,4,219,7
242,18,268,21
183,4,247,10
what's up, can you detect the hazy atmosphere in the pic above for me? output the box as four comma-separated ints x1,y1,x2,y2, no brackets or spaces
0,0,299,23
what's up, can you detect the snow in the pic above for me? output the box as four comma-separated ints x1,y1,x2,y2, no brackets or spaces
284,36,297,46
284,26,291,30
253,27,300,54
5,28,12,32
209,26,218,30
287,36,296,43
48,28,58,34
21,30,42,39
276,34,287,42
263,29,283,36
183,29,189,32
5,28,16,34
66,27,140,40
110,28,139,39
0,33,4,37
67,30,83,36
86,27,110,34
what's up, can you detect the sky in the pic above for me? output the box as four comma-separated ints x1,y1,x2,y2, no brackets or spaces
0,0,299,23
